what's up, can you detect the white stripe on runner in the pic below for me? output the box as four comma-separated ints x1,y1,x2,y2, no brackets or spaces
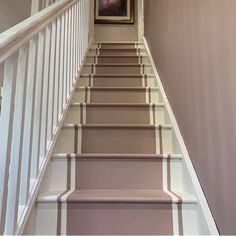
142,75,145,87
90,75,94,87
83,104,87,125
172,203,180,236
77,125,82,154
87,87,91,103
150,104,154,125
155,126,161,154
60,189,75,235
146,87,149,103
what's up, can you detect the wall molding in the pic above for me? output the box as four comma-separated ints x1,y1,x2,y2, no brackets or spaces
143,36,219,235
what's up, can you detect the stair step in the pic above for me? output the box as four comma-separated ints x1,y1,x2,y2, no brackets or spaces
78,74,156,87
65,103,167,125
72,87,162,104
32,189,198,235
38,190,196,203
86,55,149,64
93,42,145,49
54,124,179,155
83,63,152,74
52,153,183,159
89,48,146,56
42,154,183,192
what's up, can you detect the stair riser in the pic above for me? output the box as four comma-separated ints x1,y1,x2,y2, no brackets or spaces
28,202,198,235
64,105,166,125
86,56,150,64
72,88,162,104
92,43,145,49
54,127,175,154
88,49,146,56
78,76,156,87
42,158,183,191
82,65,152,75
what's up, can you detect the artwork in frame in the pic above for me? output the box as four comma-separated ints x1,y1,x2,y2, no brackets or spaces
95,0,134,24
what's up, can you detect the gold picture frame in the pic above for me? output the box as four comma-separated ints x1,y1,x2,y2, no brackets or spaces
94,0,135,24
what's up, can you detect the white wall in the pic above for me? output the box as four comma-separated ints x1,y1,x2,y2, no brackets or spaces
94,0,143,42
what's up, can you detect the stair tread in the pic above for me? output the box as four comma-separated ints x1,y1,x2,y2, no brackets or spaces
90,48,141,51
37,190,197,203
87,55,148,58
52,153,183,160
81,74,154,77
62,124,172,129
70,102,164,107
85,63,151,66
76,86,158,90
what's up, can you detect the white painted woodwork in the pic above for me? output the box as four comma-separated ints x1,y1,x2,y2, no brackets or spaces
0,0,90,234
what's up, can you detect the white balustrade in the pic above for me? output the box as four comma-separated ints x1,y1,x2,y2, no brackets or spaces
0,0,90,234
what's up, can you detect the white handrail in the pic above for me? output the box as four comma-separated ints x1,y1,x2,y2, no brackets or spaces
0,0,90,234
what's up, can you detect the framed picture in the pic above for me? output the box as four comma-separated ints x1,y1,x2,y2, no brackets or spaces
94,0,134,24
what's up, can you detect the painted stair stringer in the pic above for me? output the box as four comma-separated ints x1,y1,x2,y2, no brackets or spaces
23,42,217,235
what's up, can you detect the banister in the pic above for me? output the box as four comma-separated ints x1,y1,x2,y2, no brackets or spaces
0,0,90,234
0,0,76,63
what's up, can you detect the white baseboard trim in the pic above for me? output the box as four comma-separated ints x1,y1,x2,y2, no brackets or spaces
16,41,92,236
143,36,219,235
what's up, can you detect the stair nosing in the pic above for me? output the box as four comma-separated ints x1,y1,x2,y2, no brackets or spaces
52,153,183,160
89,47,146,51
93,42,143,44
84,63,151,67
87,55,148,58
70,102,165,107
37,190,197,204
62,124,172,129
76,86,159,90
81,74,155,78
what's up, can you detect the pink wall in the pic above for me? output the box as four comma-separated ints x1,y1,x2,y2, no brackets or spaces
0,0,32,33
144,0,236,234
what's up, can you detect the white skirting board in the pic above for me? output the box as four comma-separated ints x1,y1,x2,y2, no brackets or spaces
143,36,219,235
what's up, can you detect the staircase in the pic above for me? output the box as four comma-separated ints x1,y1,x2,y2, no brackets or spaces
24,42,205,235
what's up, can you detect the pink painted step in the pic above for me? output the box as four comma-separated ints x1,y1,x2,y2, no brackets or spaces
99,43,138,49
37,190,196,235
83,64,150,75
78,74,155,88
96,56,141,64
54,124,173,154
51,154,180,190
65,103,165,125
74,87,153,104
81,124,156,154
97,48,140,56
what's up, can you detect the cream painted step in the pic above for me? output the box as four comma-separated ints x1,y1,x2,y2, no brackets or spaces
27,190,198,235
78,74,156,87
54,124,180,154
86,55,150,64
72,87,162,104
40,154,183,192
92,42,145,49
82,63,152,74
88,48,147,56
64,103,168,125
